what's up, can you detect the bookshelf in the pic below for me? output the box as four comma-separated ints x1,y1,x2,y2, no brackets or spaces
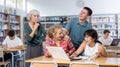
40,16,69,30
90,14,118,38
0,12,21,45
117,14,120,38
9,15,21,37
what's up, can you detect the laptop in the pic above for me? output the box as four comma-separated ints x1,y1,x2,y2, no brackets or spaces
111,39,120,46
46,46,82,61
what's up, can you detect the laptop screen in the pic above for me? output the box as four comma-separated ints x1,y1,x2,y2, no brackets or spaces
111,39,120,46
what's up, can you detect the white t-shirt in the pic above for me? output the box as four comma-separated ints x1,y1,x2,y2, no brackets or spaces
98,36,113,45
2,36,23,48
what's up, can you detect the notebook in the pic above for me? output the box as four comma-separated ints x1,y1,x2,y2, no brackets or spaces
46,46,82,61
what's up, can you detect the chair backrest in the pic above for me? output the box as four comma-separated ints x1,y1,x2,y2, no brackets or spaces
69,62,99,67
0,48,3,58
30,61,58,67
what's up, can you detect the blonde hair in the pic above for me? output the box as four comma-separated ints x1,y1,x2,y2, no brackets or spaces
47,25,62,38
27,9,40,20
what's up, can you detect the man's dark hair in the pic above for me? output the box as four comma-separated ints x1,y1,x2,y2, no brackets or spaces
7,30,15,37
83,7,92,16
104,29,110,34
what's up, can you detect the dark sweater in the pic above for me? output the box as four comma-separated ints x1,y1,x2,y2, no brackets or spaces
24,22,46,46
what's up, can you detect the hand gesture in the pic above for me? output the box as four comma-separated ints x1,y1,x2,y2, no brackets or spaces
34,22,39,31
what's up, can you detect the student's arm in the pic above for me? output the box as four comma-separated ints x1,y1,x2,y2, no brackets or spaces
70,41,87,57
98,44,108,57
67,39,75,55
44,48,51,57
14,45,25,50
44,40,52,57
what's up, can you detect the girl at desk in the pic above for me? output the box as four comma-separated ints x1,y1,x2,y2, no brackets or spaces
70,29,108,59
44,25,75,57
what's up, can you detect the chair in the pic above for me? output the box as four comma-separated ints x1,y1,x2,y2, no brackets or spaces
30,61,58,67
69,62,99,67
0,48,10,67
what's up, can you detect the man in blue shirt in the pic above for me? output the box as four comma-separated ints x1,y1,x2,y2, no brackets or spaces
65,7,93,50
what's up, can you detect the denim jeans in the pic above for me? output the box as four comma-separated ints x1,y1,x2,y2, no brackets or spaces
14,55,20,67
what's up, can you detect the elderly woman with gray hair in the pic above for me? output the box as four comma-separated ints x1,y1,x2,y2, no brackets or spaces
24,9,46,63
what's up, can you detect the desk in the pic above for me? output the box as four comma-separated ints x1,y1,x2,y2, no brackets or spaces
4,48,26,67
26,56,120,66
106,49,120,57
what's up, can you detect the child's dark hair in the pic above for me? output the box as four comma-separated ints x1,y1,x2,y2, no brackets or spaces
7,30,15,37
84,29,102,44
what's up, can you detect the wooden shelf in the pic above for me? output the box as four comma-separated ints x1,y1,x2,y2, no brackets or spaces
0,12,21,45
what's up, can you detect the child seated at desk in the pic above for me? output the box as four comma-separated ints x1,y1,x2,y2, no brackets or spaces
2,30,24,66
98,29,113,46
44,25,75,57
70,29,108,59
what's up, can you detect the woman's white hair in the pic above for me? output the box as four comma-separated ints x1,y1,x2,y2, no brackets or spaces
27,9,40,21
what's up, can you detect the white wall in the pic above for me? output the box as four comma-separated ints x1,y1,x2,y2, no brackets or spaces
85,0,120,14
27,0,82,16
27,0,120,16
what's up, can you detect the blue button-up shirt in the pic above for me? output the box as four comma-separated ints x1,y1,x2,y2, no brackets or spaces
65,18,92,49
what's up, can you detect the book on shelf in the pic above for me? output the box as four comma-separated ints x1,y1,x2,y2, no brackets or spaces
10,16,19,23
92,15,115,23
0,23,2,29
0,14,2,21
0,12,21,41
10,24,20,30
92,23,116,29
2,14,8,22
2,24,7,29
0,31,4,37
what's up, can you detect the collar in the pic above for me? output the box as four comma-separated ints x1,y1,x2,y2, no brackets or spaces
76,20,88,27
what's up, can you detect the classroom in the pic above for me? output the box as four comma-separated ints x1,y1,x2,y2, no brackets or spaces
0,0,120,67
